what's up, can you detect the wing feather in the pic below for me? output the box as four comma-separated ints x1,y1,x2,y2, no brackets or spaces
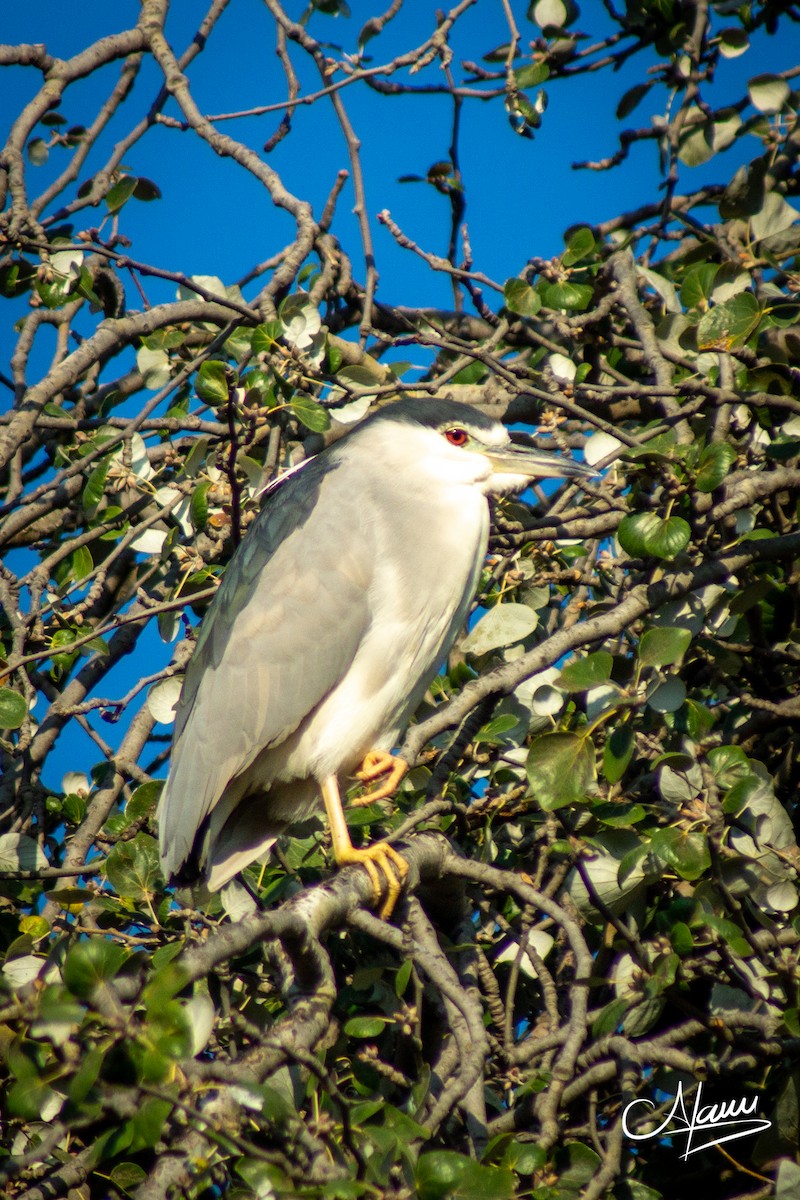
158,453,373,877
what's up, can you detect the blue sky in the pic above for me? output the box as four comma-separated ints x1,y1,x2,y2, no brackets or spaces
2,2,791,789
4,0,785,312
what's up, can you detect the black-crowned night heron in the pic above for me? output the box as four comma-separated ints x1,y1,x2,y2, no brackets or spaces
158,398,591,915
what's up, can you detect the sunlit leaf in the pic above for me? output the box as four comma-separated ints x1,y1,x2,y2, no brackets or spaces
104,832,161,900
638,626,692,668
514,62,550,88
416,1150,515,1200
343,1016,389,1038
650,827,710,880
697,293,761,350
540,281,593,310
618,513,691,559
463,604,537,655
695,441,738,490
527,731,595,809
106,175,138,213
195,360,230,406
504,277,541,316
0,688,28,730
0,831,48,871
63,939,129,999
562,226,596,267
748,74,790,114
290,395,331,432
558,651,613,692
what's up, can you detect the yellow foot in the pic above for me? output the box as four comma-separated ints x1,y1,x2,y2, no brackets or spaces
351,751,408,807
337,840,409,919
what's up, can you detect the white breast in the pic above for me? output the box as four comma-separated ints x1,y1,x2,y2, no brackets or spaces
282,436,491,781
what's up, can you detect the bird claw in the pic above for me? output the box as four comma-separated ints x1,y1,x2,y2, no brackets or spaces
351,751,408,806
337,840,408,919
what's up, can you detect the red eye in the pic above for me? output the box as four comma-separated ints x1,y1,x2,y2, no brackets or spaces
445,427,468,447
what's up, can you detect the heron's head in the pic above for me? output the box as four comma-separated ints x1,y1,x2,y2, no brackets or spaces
360,398,594,495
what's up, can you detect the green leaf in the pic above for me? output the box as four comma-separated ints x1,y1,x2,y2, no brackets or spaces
503,277,541,317
6,1076,59,1121
695,442,738,491
554,1141,601,1187
343,1016,389,1038
558,651,612,692
82,457,112,514
104,832,161,900
36,273,74,309
500,1140,546,1174
189,479,212,531
650,827,710,880
63,939,129,999
671,921,693,955
68,1046,104,1103
105,175,138,213
638,626,692,668
513,63,549,88
783,1008,800,1038
592,997,630,1037
703,912,751,957
63,793,87,825
395,958,413,997
125,779,164,824
71,544,94,580
474,713,521,744
126,1097,173,1151
526,732,595,810
681,697,716,739
697,293,761,350
616,512,657,557
593,799,645,826
252,321,283,353
416,1151,516,1200
618,512,691,560
0,687,28,730
602,726,635,785
680,263,718,310
290,396,331,432
195,360,230,406
540,281,593,310
110,1163,147,1193
562,227,596,267
707,745,751,789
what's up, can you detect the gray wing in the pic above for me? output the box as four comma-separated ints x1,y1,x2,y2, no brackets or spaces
158,452,372,877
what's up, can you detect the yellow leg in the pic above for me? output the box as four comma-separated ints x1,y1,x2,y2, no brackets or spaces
321,776,408,919
351,750,409,807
